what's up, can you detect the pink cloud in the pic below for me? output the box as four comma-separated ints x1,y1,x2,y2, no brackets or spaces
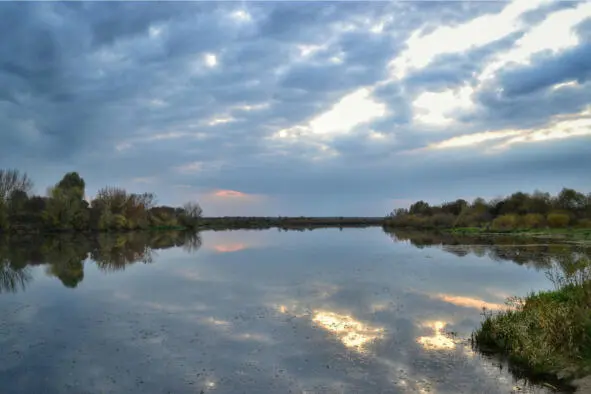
213,189,248,198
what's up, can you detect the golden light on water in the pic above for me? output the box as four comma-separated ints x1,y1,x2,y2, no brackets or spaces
416,320,455,350
312,310,384,351
434,294,506,311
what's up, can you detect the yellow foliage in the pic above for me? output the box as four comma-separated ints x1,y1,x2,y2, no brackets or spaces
547,213,570,228
492,214,518,230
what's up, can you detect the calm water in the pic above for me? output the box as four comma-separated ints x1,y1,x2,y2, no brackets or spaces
0,228,585,394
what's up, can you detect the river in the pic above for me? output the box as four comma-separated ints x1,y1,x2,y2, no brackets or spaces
1,228,584,393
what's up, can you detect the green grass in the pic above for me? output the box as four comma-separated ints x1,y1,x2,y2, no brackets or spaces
473,271,591,384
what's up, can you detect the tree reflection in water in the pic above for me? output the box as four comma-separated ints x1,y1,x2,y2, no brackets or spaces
0,231,202,292
0,262,32,294
385,228,591,271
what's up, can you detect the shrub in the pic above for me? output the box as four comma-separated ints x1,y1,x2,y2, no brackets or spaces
522,213,545,229
547,212,570,228
431,213,456,228
492,214,518,230
112,214,127,230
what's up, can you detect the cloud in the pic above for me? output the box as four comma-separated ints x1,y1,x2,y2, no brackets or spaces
0,1,590,215
212,190,249,198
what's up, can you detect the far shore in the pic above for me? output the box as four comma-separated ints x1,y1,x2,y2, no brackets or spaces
1,217,591,239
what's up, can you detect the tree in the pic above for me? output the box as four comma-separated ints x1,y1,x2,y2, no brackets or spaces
409,200,432,216
0,169,33,203
44,186,89,230
91,187,158,230
183,202,203,219
8,190,28,218
441,199,468,216
555,188,586,213
522,190,552,215
0,201,7,230
56,172,85,201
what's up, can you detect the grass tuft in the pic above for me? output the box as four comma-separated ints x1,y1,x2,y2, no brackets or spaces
473,257,591,382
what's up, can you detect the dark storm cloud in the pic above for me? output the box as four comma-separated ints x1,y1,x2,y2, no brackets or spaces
467,80,591,131
500,42,591,97
0,1,589,212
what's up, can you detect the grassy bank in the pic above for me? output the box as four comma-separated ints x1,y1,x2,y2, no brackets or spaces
472,257,591,389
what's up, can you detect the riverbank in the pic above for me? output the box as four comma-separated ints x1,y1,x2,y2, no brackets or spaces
472,265,591,392
1,217,387,235
194,216,386,230
446,227,591,242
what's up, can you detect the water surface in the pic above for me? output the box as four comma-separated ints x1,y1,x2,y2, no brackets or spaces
0,229,584,393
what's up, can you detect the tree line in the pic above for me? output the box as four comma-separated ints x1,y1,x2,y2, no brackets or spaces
385,188,591,230
0,169,203,233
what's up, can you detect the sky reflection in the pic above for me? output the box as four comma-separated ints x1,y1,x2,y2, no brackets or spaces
0,228,570,393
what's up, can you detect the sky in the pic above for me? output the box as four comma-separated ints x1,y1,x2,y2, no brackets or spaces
0,1,590,216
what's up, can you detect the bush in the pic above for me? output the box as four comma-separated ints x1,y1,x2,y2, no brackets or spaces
521,213,545,229
547,212,570,228
492,214,519,230
431,213,456,228
112,214,127,230
576,218,591,229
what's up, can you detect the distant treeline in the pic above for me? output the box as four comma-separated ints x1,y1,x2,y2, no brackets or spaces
0,169,203,233
196,216,385,230
385,188,591,230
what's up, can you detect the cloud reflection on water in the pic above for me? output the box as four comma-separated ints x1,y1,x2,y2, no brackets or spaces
0,228,570,394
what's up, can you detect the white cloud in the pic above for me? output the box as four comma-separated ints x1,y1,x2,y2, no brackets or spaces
479,2,591,82
390,0,551,79
208,116,235,126
298,44,325,58
149,25,163,39
230,9,251,22
232,102,270,112
274,88,386,140
204,53,218,68
551,80,578,91
427,106,591,151
428,129,522,150
413,86,475,126
405,1,591,128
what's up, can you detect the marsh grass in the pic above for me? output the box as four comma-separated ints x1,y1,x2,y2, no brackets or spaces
473,256,591,381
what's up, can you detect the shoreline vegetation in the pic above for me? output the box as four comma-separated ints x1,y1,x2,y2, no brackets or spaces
1,168,590,238
382,189,591,389
0,169,204,234
472,255,591,393
384,187,591,233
